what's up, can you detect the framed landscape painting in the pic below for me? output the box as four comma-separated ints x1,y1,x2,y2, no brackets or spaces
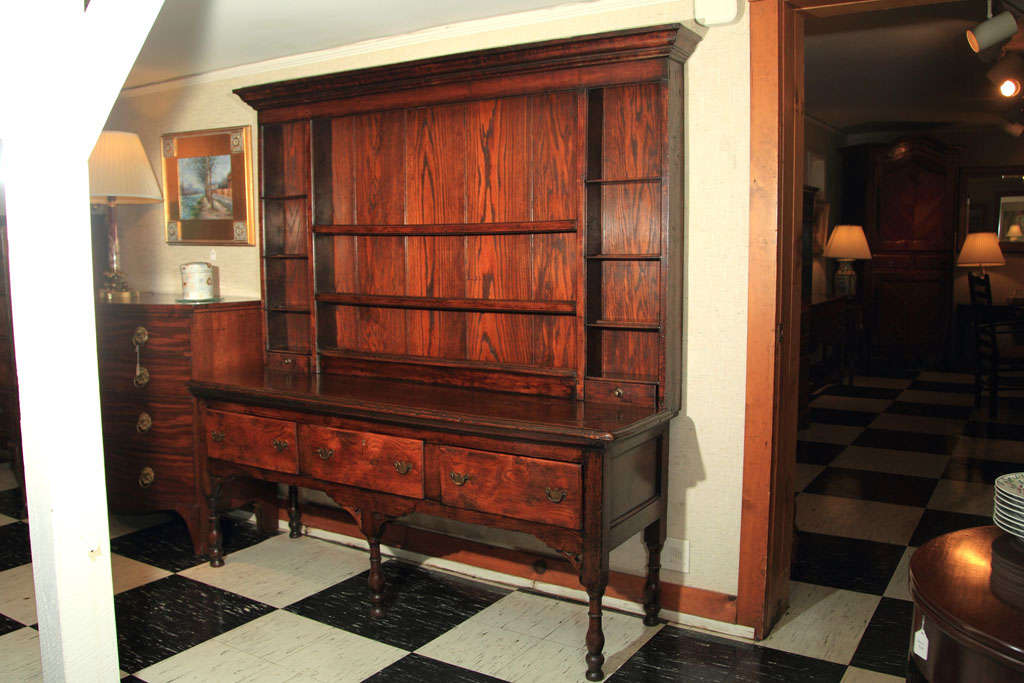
162,126,254,245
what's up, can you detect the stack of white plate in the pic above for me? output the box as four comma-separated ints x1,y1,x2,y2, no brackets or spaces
994,472,1024,543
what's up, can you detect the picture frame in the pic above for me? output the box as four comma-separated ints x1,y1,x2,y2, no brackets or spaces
997,193,1024,242
812,200,830,255
161,126,254,245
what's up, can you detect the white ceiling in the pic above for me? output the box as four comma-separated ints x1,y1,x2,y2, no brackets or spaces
125,0,598,88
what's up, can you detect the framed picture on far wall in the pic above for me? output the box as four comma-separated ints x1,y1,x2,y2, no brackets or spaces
997,193,1024,242
161,126,254,245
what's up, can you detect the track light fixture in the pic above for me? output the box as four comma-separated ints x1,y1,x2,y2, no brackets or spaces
989,53,1024,98
968,10,1018,52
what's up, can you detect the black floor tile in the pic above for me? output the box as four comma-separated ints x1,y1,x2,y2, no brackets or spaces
286,560,509,651
790,531,906,595
804,467,938,507
114,574,274,673
849,597,914,677
0,612,23,637
796,441,847,466
822,384,903,400
963,420,1024,441
807,408,876,427
942,456,1022,484
909,509,993,547
0,488,24,519
608,624,846,683
362,654,507,682
886,401,974,420
0,521,31,572
110,515,275,573
853,428,957,455
907,380,975,394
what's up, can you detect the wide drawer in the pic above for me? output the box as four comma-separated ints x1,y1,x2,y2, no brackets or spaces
299,425,424,498
105,449,195,511
205,410,298,474
101,394,193,452
436,445,582,529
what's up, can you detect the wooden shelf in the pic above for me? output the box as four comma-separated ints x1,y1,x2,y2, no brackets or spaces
313,220,576,237
320,348,576,377
585,253,661,261
317,293,575,315
261,193,308,201
584,177,660,185
268,344,311,354
584,374,658,385
264,253,309,260
266,305,311,314
586,320,660,330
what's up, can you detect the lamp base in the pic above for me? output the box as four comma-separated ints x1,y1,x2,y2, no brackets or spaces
98,269,136,302
833,259,857,297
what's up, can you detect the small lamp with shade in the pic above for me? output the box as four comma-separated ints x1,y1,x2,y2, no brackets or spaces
957,232,1005,275
824,224,872,297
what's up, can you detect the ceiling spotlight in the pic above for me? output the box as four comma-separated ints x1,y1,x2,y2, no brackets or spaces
989,53,1024,97
968,10,1018,52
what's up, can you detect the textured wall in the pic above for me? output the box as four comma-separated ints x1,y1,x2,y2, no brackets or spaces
105,0,750,598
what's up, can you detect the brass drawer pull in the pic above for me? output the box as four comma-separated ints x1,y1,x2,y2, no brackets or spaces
393,461,412,475
138,466,155,488
545,487,567,504
210,430,225,443
272,438,289,452
449,471,471,486
136,411,152,433
612,387,624,399
133,367,150,388
315,446,334,460
282,357,294,366
131,326,149,348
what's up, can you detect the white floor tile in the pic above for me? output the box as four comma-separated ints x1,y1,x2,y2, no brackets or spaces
883,547,915,602
810,395,893,413
179,534,370,607
108,512,174,539
0,564,35,626
953,435,1024,464
897,390,975,406
136,638,300,683
760,582,880,665
797,423,864,446
111,553,171,594
868,413,965,436
0,627,42,681
0,513,16,527
853,376,913,390
418,621,545,677
794,464,825,493
841,665,906,682
926,480,995,517
829,446,949,478
795,493,923,546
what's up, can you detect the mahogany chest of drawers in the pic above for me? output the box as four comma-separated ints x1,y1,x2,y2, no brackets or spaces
96,295,261,552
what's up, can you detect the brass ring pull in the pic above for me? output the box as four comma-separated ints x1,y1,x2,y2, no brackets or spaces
210,430,225,443
282,357,294,366
272,438,289,452
449,471,471,486
138,466,155,488
133,367,150,388
545,487,567,504
315,446,334,460
612,387,624,399
394,461,412,475
136,411,152,433
131,326,149,348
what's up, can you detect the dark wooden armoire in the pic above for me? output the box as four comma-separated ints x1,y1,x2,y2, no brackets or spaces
842,139,957,368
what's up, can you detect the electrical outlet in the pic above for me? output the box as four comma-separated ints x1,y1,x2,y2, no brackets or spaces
209,248,217,262
662,539,689,573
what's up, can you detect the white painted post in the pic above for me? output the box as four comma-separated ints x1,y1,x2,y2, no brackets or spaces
0,2,163,679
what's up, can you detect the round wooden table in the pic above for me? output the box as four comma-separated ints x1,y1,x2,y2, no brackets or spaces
909,526,1024,682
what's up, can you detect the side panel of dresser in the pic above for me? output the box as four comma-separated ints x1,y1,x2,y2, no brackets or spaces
96,301,263,553
0,221,24,516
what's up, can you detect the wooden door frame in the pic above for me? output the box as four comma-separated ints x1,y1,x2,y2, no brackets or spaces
740,0,942,637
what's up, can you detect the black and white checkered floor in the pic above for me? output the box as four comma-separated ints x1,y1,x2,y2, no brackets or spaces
0,370,1017,681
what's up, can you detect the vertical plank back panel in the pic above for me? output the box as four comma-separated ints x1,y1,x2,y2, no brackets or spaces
354,111,406,224
601,185,661,254
530,93,578,221
602,84,662,179
600,262,660,322
467,97,530,222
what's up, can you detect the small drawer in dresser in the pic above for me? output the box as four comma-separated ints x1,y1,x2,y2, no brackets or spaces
584,378,656,406
436,446,582,529
101,394,193,452
205,410,298,474
105,449,195,509
266,351,309,373
299,425,424,498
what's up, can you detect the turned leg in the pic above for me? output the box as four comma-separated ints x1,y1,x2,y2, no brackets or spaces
585,584,607,681
207,492,224,567
287,485,302,538
642,519,665,626
358,511,389,618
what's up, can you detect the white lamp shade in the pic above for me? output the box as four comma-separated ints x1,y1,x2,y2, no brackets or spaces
88,131,162,204
824,224,871,260
957,232,1006,267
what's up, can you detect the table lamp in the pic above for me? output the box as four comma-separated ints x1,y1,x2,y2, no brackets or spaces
957,232,1005,275
824,224,871,296
88,131,162,301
